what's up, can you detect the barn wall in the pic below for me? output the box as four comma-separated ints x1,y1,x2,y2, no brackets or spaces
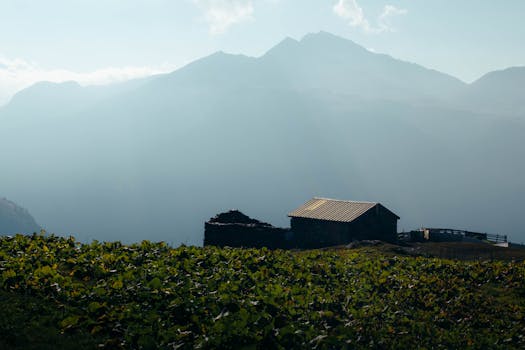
290,217,349,249
348,206,398,243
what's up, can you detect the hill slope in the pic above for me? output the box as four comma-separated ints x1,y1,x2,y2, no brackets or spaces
259,31,466,102
457,67,525,115
0,198,41,234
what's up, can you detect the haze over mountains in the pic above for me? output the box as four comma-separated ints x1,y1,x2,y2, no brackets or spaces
1,32,524,245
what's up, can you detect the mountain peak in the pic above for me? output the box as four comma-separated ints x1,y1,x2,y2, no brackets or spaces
301,30,345,41
299,31,367,52
462,65,525,114
4,81,83,110
473,66,525,86
262,36,300,57
279,36,299,44
262,31,367,60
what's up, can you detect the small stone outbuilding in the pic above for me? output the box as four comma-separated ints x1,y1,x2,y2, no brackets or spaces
204,210,291,249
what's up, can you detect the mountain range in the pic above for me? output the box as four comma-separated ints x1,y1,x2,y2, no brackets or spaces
1,31,524,244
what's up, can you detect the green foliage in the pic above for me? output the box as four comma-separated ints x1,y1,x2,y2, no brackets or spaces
0,290,100,350
1,233,524,349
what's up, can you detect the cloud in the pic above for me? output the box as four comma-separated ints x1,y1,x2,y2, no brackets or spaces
193,0,254,35
333,0,370,31
0,55,174,106
333,0,406,34
378,5,408,32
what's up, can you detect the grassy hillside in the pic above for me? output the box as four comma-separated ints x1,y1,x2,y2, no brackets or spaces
1,234,524,349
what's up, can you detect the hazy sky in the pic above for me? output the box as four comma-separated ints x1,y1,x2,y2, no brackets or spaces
1,0,524,105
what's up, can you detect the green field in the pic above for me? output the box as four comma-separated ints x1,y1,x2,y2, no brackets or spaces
1,234,524,349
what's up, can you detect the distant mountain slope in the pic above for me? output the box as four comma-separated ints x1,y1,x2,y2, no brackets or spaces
259,32,466,102
0,198,41,234
458,67,525,115
1,76,155,125
0,32,523,244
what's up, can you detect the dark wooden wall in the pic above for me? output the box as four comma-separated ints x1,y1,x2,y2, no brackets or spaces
349,206,398,242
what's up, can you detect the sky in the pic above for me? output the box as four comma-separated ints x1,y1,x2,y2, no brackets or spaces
1,0,524,106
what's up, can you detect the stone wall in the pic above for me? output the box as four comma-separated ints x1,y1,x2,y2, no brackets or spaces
204,210,291,249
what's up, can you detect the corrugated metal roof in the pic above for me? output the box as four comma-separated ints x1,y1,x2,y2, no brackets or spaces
288,197,385,223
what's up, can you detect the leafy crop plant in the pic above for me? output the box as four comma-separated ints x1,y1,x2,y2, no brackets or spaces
1,234,524,349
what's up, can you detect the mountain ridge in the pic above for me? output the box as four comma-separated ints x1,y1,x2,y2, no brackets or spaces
3,31,522,112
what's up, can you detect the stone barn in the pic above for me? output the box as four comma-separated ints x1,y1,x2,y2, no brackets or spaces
288,197,399,249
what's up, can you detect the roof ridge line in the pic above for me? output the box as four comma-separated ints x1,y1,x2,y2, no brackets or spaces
313,197,378,205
